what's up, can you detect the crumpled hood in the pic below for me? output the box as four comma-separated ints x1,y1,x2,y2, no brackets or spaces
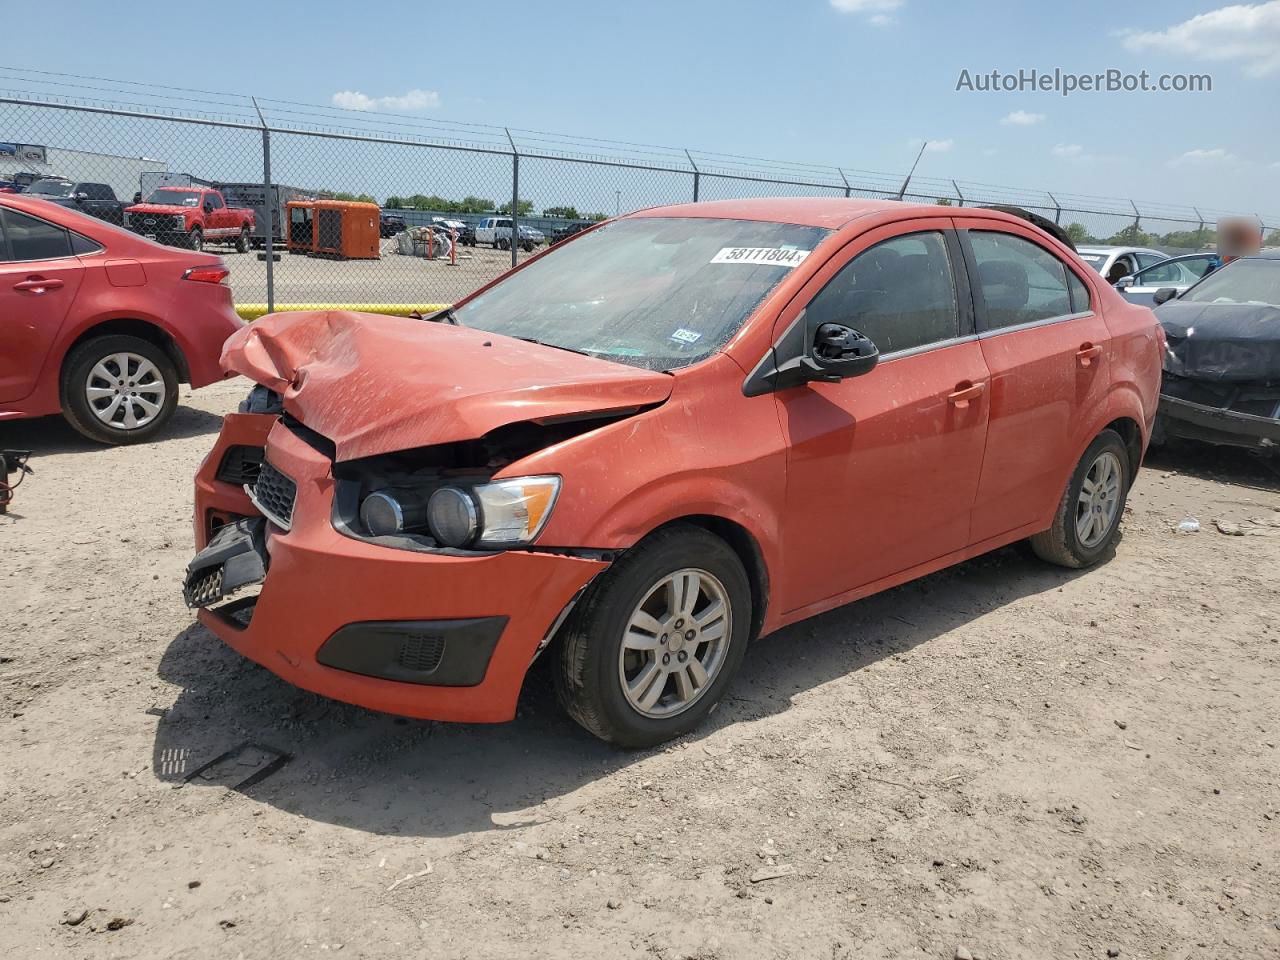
221,310,674,461
1158,300,1280,382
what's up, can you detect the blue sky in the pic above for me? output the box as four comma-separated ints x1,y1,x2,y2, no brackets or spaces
3,0,1277,215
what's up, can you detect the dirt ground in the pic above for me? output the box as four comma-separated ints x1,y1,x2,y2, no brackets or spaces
2,378,1278,960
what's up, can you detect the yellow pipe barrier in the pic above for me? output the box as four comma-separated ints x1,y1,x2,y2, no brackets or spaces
235,303,453,321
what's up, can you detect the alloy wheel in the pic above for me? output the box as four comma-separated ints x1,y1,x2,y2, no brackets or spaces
1075,450,1122,548
85,352,167,431
617,568,732,718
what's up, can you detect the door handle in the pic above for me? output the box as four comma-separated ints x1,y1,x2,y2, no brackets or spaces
13,277,64,294
947,381,985,408
1076,343,1103,367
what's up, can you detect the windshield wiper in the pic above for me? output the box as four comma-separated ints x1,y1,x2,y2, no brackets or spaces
509,336,598,358
417,307,457,325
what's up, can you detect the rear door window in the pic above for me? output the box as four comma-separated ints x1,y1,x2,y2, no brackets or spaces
1,208,73,261
968,231,1073,331
804,231,959,354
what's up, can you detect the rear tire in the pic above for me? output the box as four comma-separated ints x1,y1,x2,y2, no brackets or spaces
1030,429,1131,568
554,524,751,748
60,334,179,445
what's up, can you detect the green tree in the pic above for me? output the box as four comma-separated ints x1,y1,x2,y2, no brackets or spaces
1158,229,1215,251
585,212,608,222
934,197,952,206
1106,224,1153,247
385,196,404,209
324,190,377,204
542,205,580,219
1266,229,1280,246
457,196,495,214
497,199,535,216
1064,222,1094,246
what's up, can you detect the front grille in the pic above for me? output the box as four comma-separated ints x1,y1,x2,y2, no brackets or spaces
249,460,297,530
216,445,265,486
130,213,182,233
397,634,445,673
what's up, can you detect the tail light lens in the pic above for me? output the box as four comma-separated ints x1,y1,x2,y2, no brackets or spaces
183,264,230,284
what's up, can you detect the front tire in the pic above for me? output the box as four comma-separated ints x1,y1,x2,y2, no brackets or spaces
555,524,751,747
234,226,250,253
1030,429,1131,568
60,335,179,445
187,227,204,252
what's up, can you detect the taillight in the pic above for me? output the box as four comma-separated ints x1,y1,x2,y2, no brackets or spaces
183,264,230,284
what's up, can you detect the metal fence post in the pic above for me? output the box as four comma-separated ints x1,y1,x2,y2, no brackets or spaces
837,167,851,198
1047,192,1061,224
952,180,964,207
252,97,274,313
505,128,519,268
1193,206,1206,247
685,149,700,202
1130,199,1142,239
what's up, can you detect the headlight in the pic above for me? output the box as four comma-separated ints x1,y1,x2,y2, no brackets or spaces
360,475,560,549
426,487,478,545
361,489,430,537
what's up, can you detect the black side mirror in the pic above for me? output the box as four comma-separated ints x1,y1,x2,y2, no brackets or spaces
1152,287,1179,306
803,323,879,380
743,315,880,396
204,202,214,213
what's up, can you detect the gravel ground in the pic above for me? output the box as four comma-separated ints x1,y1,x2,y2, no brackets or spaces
2,379,1278,960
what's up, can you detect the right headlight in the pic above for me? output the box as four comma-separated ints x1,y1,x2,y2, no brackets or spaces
360,475,561,549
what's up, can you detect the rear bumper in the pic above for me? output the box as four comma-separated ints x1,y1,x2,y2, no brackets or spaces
191,414,607,723
1157,393,1280,451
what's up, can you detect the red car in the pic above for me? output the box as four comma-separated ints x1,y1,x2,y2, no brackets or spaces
0,193,242,443
186,198,1162,746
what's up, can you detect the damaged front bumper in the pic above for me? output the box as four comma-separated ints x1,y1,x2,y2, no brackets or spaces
1157,374,1280,452
187,413,608,723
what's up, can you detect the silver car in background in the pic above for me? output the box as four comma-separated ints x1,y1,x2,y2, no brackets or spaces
1115,253,1219,306
1077,245,1169,284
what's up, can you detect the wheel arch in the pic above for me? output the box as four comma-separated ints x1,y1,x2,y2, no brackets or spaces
1102,415,1144,476
62,317,190,384
638,514,770,643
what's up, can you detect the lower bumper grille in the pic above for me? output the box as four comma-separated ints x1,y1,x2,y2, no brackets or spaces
248,460,297,530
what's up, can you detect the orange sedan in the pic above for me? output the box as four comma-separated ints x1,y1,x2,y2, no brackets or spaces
185,198,1162,746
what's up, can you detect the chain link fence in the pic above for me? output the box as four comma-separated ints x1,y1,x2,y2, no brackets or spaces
3,91,1276,316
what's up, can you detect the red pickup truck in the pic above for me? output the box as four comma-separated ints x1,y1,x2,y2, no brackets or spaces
124,187,255,252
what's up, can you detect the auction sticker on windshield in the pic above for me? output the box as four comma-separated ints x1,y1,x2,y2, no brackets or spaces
710,247,811,267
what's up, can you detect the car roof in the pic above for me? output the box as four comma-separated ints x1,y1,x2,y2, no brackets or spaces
630,196,965,228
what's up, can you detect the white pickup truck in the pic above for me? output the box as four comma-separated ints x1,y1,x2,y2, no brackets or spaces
474,216,515,249
473,216,545,252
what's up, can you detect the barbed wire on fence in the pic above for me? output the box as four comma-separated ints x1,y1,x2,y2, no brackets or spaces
1,73,1276,312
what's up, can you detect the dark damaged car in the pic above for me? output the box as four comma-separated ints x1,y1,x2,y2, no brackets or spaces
1154,250,1280,454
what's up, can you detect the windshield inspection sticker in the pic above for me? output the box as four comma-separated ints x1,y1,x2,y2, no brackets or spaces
711,247,811,267
670,328,703,344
